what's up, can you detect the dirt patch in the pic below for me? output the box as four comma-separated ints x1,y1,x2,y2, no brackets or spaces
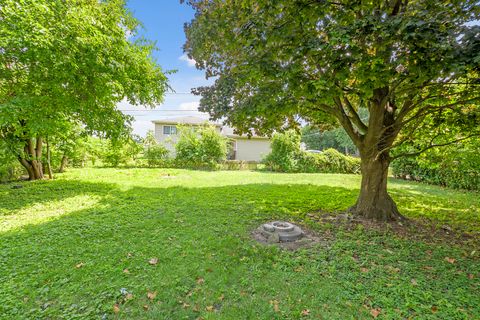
306,210,479,247
252,223,332,251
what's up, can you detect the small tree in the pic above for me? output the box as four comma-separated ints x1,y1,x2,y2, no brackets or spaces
264,130,301,172
0,0,168,180
175,125,227,168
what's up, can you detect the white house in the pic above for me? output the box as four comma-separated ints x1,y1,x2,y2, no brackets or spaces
152,116,271,162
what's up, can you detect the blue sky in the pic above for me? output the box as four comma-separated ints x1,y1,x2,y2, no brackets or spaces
120,0,212,136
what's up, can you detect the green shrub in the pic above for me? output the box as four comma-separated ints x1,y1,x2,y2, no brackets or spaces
296,149,360,174
0,142,25,182
144,144,169,167
0,161,24,183
264,131,360,174
391,144,480,191
175,125,227,169
263,130,301,172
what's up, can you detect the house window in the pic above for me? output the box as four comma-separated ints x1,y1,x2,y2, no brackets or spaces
163,125,177,135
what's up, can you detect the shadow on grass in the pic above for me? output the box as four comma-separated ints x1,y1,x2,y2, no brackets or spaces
0,180,479,319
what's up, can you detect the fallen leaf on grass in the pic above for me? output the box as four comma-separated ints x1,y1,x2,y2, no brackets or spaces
148,258,158,265
124,293,133,301
468,274,474,279
445,257,456,264
431,306,438,313
274,302,280,312
196,277,205,285
205,305,214,312
147,291,157,301
143,304,149,311
370,308,381,318
75,262,85,269
360,267,369,273
113,304,120,314
411,278,418,286
301,309,310,316
193,304,200,312
270,300,280,312
182,302,190,309
218,294,224,301
123,268,129,274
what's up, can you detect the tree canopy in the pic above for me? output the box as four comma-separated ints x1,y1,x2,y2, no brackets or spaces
184,0,480,220
0,0,169,179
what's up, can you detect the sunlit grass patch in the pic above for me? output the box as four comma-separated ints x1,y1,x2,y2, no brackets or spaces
0,168,478,319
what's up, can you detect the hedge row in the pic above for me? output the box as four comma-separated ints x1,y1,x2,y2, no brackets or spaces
263,130,360,174
391,153,480,191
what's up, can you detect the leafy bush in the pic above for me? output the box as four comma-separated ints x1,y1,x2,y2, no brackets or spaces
264,131,360,174
101,138,142,167
391,142,480,191
0,141,25,182
263,130,301,172
175,125,227,169
297,149,361,174
144,144,169,167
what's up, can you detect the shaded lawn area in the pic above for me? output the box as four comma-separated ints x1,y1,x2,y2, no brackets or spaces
0,168,479,319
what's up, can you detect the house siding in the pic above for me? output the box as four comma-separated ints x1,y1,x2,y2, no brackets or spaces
154,122,222,156
152,117,270,162
234,138,271,162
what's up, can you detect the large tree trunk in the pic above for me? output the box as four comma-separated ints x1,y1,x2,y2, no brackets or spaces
18,137,44,180
59,154,68,173
349,154,403,221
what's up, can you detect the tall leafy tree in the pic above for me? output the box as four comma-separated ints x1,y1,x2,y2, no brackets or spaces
183,0,480,220
0,0,169,180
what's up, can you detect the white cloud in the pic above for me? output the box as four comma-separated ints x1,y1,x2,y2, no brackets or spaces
179,53,196,67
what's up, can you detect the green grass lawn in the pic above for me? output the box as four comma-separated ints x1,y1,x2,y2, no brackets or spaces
1,168,479,319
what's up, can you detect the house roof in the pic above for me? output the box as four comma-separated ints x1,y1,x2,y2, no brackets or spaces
152,116,221,127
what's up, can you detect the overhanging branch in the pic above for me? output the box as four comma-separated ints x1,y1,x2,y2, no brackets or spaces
391,134,480,160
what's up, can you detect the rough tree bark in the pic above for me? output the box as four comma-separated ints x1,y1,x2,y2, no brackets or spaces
337,89,405,221
59,154,68,173
349,153,403,221
18,136,44,180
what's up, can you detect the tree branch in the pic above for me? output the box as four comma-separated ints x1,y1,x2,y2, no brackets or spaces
391,134,480,160
332,97,363,146
343,95,368,134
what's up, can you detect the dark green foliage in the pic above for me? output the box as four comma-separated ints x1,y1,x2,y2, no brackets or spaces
175,125,227,169
392,142,480,191
297,150,361,174
264,131,360,174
